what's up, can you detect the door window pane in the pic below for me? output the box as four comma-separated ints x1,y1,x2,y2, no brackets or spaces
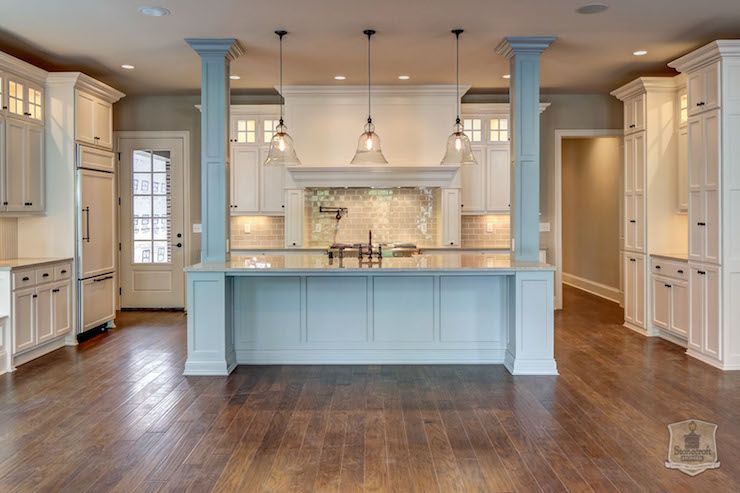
463,118,482,142
28,88,42,120
264,119,280,143
680,93,688,124
236,119,256,143
8,80,24,116
489,118,509,142
131,150,172,264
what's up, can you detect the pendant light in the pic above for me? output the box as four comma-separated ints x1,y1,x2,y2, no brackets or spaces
351,29,388,165
265,30,301,166
441,29,476,166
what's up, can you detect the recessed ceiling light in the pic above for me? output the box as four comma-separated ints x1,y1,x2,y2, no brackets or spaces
502,74,511,79
121,64,135,70
633,50,648,56
398,75,410,80
576,3,609,14
334,75,346,80
138,6,171,17
229,75,241,80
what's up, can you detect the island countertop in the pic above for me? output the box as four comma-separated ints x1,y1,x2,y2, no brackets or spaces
186,252,553,273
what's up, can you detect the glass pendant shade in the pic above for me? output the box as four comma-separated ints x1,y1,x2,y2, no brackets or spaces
350,120,388,164
441,120,476,165
265,121,301,166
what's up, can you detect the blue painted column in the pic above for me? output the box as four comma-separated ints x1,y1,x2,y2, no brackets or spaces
496,37,555,262
185,38,245,263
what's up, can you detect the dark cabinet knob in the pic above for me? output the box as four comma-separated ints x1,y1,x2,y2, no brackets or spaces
24,202,33,206
629,258,636,262
52,288,60,293
664,284,672,288
292,242,296,246
177,233,182,238
32,294,38,298
698,270,706,275
61,270,67,274
629,124,636,128
22,276,30,281
175,242,182,248
629,219,636,223
655,265,661,269
450,242,454,245
677,269,684,274
42,273,49,278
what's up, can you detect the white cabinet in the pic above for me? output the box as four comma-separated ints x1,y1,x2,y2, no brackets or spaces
623,132,645,252
441,189,462,247
687,62,720,117
11,260,73,357
260,148,285,214
687,111,720,264
79,274,116,333
3,75,43,123
651,276,670,330
689,264,720,361
284,189,304,248
677,125,688,212
650,256,689,340
460,147,485,213
670,280,689,338
75,90,113,149
623,252,645,329
230,147,259,213
3,118,44,213
624,93,645,133
486,146,510,212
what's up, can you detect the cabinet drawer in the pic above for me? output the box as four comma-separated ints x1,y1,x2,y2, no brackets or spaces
12,269,36,289
54,263,72,281
35,266,54,284
78,145,115,172
650,257,688,280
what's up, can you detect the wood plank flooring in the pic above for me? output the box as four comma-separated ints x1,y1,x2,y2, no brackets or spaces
1,285,739,492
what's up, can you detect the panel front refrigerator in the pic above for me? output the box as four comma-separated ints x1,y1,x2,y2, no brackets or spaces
77,156,117,335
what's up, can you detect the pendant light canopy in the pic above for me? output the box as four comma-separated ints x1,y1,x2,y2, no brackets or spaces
441,29,477,166
265,30,301,166
351,29,388,165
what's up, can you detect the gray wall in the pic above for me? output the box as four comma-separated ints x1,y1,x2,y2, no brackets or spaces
562,137,622,288
113,92,623,265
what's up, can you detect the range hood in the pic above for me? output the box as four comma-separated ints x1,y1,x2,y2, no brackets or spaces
286,164,460,188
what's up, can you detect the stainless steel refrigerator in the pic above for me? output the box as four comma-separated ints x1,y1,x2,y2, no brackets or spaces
77,145,117,335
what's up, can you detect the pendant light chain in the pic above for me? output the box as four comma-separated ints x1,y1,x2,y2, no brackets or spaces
453,29,463,125
276,30,287,125
365,30,374,125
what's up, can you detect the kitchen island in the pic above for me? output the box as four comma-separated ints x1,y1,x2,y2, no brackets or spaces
184,252,557,376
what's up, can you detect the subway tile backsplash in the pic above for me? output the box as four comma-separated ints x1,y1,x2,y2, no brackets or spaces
229,191,512,249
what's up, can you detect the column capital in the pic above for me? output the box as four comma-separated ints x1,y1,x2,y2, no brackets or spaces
185,38,246,60
495,36,556,58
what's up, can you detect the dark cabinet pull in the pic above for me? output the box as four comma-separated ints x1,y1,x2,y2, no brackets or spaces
24,202,33,206
42,273,49,278
629,124,636,128
22,276,30,281
629,219,636,223
32,294,38,298
697,222,706,226
698,270,706,275
697,101,705,107
629,258,636,262
24,112,31,116
677,269,684,274
52,288,60,293
82,206,91,242
93,275,114,283
61,270,67,274
664,284,672,288
655,265,661,269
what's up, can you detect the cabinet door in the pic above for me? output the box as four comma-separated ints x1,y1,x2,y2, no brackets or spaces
623,254,635,324
24,123,43,211
688,266,704,351
93,98,113,149
460,147,485,214
4,118,25,211
651,276,670,330
442,188,461,247
624,99,634,132
35,284,54,344
687,71,705,117
25,84,43,123
633,94,646,133
80,275,116,332
633,193,645,252
677,126,688,211
703,266,721,360
633,254,645,328
231,147,259,213
624,194,635,251
13,287,35,353
52,281,71,336
702,111,720,264
670,280,689,339
632,132,645,193
260,147,285,214
75,91,96,145
624,134,634,194
486,146,510,212
79,169,116,278
702,63,720,112
284,189,304,248
0,116,5,209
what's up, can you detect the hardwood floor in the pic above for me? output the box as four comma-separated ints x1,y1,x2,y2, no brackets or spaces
1,285,739,492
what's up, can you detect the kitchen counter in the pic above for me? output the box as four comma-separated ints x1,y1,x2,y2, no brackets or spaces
0,257,73,271
187,252,552,274
185,251,556,377
650,252,688,262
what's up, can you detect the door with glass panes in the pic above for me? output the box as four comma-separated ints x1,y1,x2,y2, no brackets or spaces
118,137,185,308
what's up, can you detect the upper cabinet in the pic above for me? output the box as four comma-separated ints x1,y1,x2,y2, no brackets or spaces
677,86,689,212
75,90,113,149
623,93,646,134
687,61,720,117
1,73,44,124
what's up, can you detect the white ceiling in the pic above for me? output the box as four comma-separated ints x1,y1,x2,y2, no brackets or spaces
1,0,739,95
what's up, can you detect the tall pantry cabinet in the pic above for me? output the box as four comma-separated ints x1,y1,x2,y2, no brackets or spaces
669,41,740,370
611,78,687,336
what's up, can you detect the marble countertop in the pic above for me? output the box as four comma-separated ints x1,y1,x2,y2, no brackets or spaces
650,252,689,262
0,257,73,271
187,252,553,273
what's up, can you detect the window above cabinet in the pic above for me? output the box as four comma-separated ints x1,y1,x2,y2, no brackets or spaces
489,118,509,143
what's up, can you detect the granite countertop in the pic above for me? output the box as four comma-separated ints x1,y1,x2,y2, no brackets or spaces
0,257,73,271
650,252,689,262
187,252,553,273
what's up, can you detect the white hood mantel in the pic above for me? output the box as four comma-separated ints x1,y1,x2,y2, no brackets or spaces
286,164,460,188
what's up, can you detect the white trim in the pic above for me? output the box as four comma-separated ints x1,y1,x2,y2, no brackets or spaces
286,164,460,188
624,321,649,336
0,51,48,85
279,85,469,98
114,130,191,305
462,102,551,115
554,129,623,310
45,73,125,103
562,272,622,304
235,348,507,365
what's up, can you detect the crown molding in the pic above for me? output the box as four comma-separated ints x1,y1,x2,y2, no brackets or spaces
0,51,48,85
280,85,469,99
668,40,740,73
610,76,679,101
495,36,556,58
185,38,246,61
287,164,460,188
462,102,550,114
45,72,125,103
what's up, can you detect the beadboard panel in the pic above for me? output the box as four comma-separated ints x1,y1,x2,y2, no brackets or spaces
0,219,18,260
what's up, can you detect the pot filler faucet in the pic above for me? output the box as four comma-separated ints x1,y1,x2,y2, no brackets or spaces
319,206,348,220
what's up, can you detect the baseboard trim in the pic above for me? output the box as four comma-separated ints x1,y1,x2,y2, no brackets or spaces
183,359,236,376
623,321,649,336
13,336,68,367
657,328,688,348
504,350,559,375
563,272,622,304
685,349,726,370
235,348,507,365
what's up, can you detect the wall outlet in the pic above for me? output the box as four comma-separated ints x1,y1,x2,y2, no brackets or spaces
539,222,551,232
486,223,494,233
244,223,251,234
192,223,202,233
314,223,322,233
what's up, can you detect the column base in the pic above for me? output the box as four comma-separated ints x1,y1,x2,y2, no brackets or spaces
183,359,237,376
504,350,559,375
